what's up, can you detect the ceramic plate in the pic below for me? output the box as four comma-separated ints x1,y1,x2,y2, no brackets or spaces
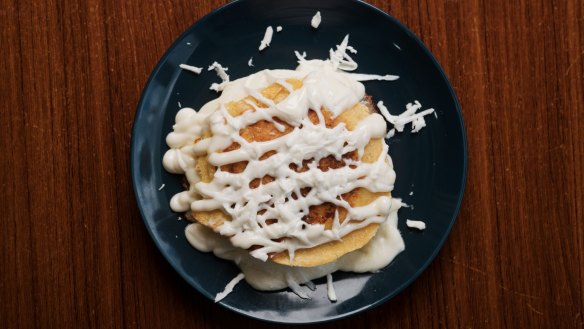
131,0,466,324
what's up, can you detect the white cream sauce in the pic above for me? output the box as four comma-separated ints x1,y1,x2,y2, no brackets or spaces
185,202,404,292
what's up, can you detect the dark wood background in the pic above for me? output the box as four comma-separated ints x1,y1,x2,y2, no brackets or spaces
1,0,583,328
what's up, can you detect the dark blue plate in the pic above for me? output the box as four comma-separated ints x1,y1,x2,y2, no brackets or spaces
131,0,466,324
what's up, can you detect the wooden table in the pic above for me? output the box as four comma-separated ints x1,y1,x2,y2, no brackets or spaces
2,0,583,328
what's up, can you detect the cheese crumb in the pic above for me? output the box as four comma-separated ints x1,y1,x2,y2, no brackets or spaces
248,57,254,67
329,35,358,71
259,26,274,51
287,280,310,299
158,184,165,191
294,50,307,62
406,220,426,230
412,116,427,133
207,62,230,92
311,11,321,29
215,273,245,302
326,274,337,302
276,26,283,32
349,73,399,82
179,64,202,74
304,280,316,291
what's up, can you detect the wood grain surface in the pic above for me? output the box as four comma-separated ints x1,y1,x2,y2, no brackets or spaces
1,0,583,328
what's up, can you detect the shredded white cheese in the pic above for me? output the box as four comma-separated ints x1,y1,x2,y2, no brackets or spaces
276,26,283,32
207,62,230,92
393,42,401,50
259,26,274,51
409,191,413,196
377,101,435,137
320,37,399,81
179,64,202,74
348,73,400,82
329,35,358,71
294,50,307,62
215,273,245,302
287,278,310,299
304,280,316,291
411,116,427,133
177,101,181,108
406,220,426,230
247,57,254,67
158,184,165,191
311,11,321,29
326,274,337,302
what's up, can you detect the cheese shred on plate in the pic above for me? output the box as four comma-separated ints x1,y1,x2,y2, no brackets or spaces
259,26,274,51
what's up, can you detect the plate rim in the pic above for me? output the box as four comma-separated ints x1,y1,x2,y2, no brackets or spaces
130,0,468,324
